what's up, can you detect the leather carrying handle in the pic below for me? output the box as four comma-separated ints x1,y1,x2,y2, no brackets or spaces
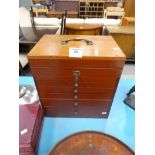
61,38,93,45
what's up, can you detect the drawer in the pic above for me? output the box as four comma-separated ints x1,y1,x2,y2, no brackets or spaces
41,98,111,107
29,59,125,69
31,67,122,80
43,99,111,118
44,106,109,118
38,85,115,97
35,78,118,89
39,92,114,100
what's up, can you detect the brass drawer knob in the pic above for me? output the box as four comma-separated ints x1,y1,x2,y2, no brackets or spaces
74,95,78,99
74,102,78,106
75,77,78,81
74,83,78,87
74,89,78,93
73,70,80,77
74,110,78,115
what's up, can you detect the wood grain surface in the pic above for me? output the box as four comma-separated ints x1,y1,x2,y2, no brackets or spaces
64,24,103,35
28,35,126,60
48,131,134,155
28,35,125,118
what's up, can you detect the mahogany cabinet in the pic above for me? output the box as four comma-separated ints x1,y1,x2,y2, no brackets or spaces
28,35,126,118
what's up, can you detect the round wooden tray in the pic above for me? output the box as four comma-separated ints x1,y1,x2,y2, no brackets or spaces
48,131,134,155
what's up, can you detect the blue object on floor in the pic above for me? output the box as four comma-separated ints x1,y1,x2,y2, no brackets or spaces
19,76,135,155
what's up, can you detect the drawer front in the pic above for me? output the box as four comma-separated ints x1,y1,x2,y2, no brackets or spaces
29,59,125,69
31,67,122,80
42,99,111,118
44,106,109,118
38,85,114,93
39,92,114,100
35,78,118,89
41,98,110,107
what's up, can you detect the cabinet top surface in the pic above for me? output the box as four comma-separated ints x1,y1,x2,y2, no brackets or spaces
28,35,126,60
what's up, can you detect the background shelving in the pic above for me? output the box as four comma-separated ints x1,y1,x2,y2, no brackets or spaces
79,0,104,18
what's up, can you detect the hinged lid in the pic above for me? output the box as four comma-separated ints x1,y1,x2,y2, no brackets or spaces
28,35,126,60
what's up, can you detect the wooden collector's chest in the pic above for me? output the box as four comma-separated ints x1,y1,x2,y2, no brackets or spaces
28,35,126,118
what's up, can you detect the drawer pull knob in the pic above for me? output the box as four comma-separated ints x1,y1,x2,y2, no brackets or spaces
74,89,78,93
74,110,78,115
73,70,80,77
74,83,78,87
74,95,78,99
74,102,78,106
